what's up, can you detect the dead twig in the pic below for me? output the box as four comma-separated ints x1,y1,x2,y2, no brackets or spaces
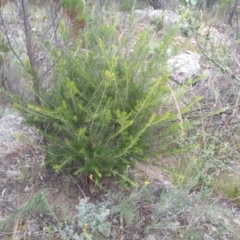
118,213,124,240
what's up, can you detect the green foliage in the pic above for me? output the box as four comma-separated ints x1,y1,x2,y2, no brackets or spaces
217,0,235,18
61,0,86,37
0,37,10,53
150,13,165,32
216,173,240,205
21,192,53,216
15,9,193,184
119,0,135,12
61,0,85,13
185,0,198,5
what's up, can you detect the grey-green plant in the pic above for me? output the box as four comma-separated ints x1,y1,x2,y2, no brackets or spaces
108,179,233,239
59,197,111,240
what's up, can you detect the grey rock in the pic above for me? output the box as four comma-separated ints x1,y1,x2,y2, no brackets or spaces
112,218,119,225
6,170,20,178
133,233,141,239
135,9,181,27
200,26,230,47
149,10,180,25
24,185,32,193
168,50,201,84
135,9,150,20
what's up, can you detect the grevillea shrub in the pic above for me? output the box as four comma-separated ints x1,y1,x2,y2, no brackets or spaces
16,11,193,183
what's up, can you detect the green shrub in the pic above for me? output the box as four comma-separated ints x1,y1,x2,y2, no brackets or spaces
16,13,192,183
119,0,134,12
61,0,85,12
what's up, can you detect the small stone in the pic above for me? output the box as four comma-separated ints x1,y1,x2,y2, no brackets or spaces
169,221,180,232
105,208,110,216
134,233,140,239
112,218,118,225
24,185,32,193
233,218,240,225
6,170,20,178
210,226,217,232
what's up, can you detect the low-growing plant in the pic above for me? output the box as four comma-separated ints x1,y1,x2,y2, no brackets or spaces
151,15,164,32
119,0,135,12
169,142,220,190
108,179,233,239
0,191,54,232
111,181,153,227
216,173,240,205
59,197,111,240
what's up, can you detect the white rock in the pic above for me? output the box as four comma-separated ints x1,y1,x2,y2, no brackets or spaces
200,26,228,46
169,221,180,232
24,185,32,193
233,218,240,225
6,170,20,178
168,50,201,84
